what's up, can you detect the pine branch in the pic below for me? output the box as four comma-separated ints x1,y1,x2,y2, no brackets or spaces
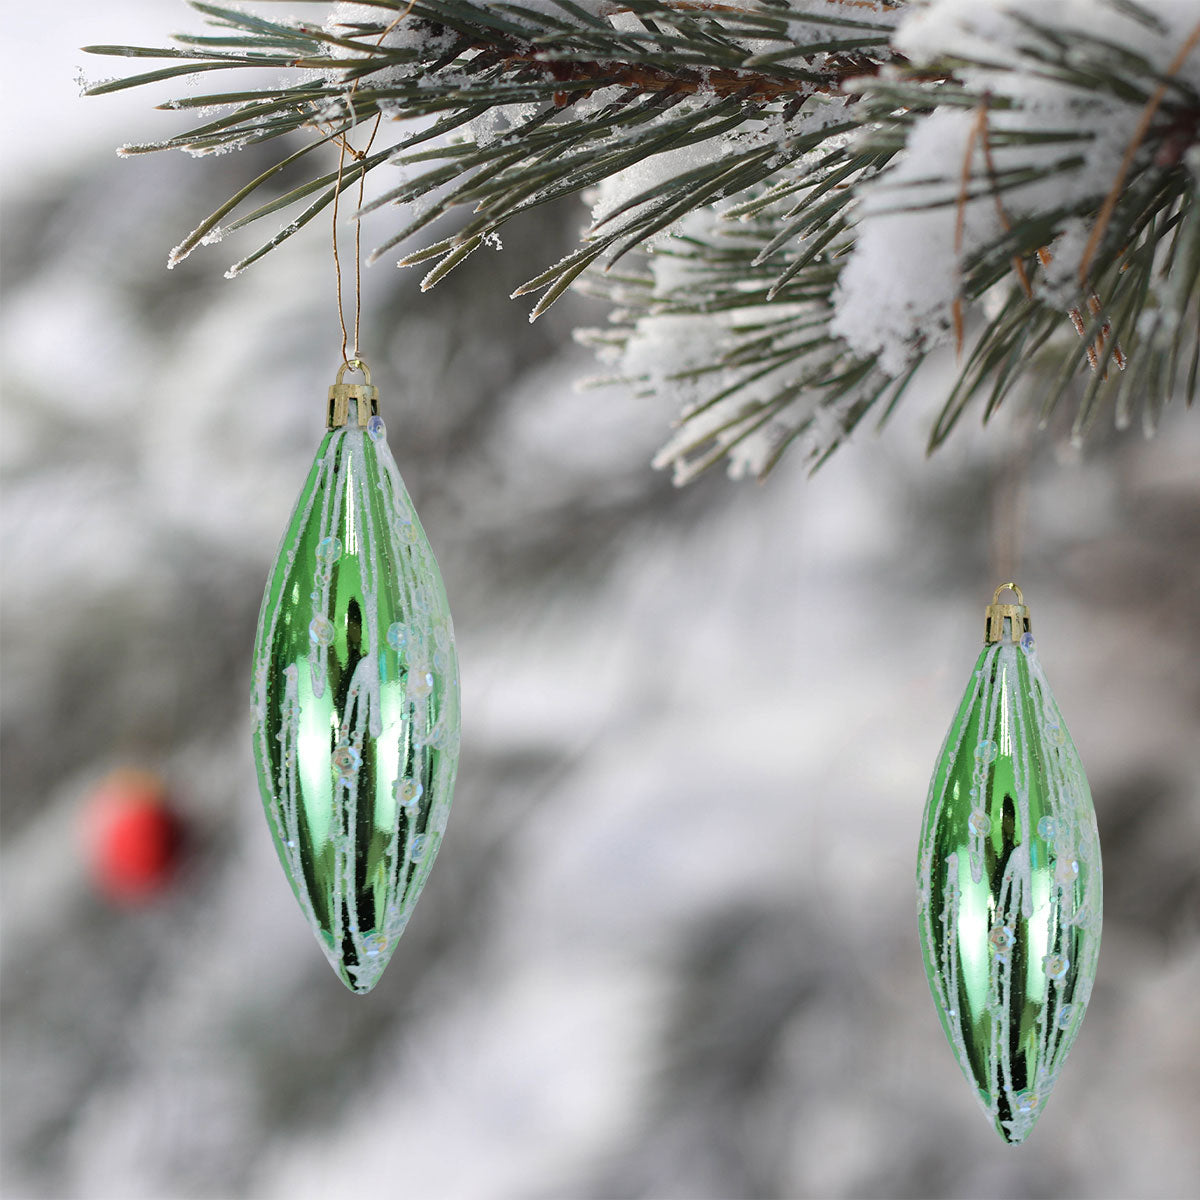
84,1,1199,481
86,1,897,282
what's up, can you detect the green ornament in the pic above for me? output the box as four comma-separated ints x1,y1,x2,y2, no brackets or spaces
917,584,1101,1144
251,362,461,994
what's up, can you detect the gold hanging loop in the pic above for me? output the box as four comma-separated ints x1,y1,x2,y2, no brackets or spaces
984,581,1031,644
327,358,380,429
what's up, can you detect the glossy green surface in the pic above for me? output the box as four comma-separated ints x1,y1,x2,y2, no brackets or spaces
252,412,460,993
917,636,1101,1144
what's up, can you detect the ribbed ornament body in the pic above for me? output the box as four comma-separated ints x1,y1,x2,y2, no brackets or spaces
251,406,460,994
917,622,1101,1144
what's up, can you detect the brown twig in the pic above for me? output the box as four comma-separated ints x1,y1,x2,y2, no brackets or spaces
953,97,1036,354
615,0,889,11
508,48,888,104
1077,17,1200,285
952,102,987,356
975,96,1032,300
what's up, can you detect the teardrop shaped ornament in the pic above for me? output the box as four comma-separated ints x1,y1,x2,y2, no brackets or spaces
917,585,1101,1143
251,362,461,993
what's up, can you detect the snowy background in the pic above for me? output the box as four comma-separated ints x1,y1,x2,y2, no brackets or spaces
3,4,1200,1199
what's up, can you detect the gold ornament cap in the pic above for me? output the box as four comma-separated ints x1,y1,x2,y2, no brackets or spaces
327,358,380,429
984,582,1031,644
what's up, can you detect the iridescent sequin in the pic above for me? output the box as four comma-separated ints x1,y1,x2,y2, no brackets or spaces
361,933,389,959
332,742,362,781
395,778,423,808
1043,954,1070,980
974,739,998,764
408,670,434,701
1055,857,1080,885
316,536,343,563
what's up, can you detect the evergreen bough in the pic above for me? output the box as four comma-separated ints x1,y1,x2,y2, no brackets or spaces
85,0,1200,480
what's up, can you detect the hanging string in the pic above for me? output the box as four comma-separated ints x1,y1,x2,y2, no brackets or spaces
331,4,414,367
989,411,1032,586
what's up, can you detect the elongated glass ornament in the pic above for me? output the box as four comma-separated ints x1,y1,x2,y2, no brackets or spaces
917,584,1101,1144
251,362,460,993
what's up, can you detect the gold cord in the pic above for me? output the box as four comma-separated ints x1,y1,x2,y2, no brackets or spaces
989,431,1028,586
331,4,415,366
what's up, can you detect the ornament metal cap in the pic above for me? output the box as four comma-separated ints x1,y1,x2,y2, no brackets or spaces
984,581,1030,644
327,358,380,429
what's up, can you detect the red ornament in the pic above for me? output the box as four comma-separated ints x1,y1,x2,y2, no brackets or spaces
86,771,183,903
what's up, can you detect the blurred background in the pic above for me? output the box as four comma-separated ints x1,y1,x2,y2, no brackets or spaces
2,4,1199,1198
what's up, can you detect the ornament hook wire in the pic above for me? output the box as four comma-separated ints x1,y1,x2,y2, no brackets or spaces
992,582,1024,606
329,3,416,369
